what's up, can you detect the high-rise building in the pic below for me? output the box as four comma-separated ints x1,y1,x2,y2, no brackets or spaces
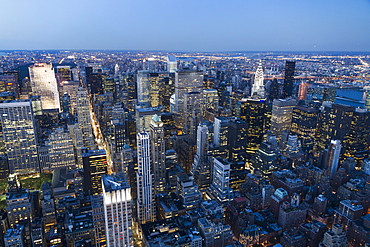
149,115,166,193
76,87,96,150
290,105,318,154
227,118,248,162
327,140,342,179
192,123,212,190
203,89,219,111
83,150,107,195
56,66,71,81
183,92,203,141
208,157,233,204
315,103,353,154
28,63,60,111
251,62,265,98
214,117,229,148
270,98,296,142
239,98,266,157
282,61,295,99
47,128,76,171
298,82,309,101
342,108,370,163
167,55,177,73
136,132,155,224
174,70,203,128
0,101,39,174
136,70,151,107
85,66,104,95
102,173,133,247
62,80,79,115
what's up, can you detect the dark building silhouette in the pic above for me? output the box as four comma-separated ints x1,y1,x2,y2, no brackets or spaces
282,61,295,98
82,150,107,196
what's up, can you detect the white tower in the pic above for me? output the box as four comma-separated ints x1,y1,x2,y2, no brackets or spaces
136,132,155,224
102,173,133,247
251,61,265,98
114,64,119,77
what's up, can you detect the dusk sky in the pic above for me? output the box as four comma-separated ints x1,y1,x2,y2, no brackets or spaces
1,0,370,51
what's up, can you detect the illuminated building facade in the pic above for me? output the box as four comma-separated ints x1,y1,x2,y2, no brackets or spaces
282,61,295,99
290,105,318,154
47,128,76,171
102,173,133,247
251,62,265,98
136,132,155,224
342,108,370,162
136,70,151,107
0,101,39,174
203,89,219,111
192,123,212,190
83,150,107,195
174,70,203,128
239,98,266,157
327,140,342,179
0,75,19,96
315,103,354,155
227,118,248,162
298,82,309,101
76,87,96,150
183,92,203,141
150,115,166,193
208,157,233,204
270,98,296,142
56,66,71,81
28,63,60,111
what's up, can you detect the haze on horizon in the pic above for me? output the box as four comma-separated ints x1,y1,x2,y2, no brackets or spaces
1,0,370,52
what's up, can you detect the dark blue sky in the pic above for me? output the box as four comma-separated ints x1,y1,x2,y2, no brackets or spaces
1,0,370,51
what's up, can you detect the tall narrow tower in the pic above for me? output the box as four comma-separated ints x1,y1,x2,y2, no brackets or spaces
282,61,296,99
136,132,155,224
102,173,133,247
192,123,211,190
327,140,342,179
251,62,265,98
76,87,95,150
150,115,166,193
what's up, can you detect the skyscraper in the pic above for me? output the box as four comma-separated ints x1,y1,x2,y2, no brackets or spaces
83,150,107,195
290,105,318,154
192,123,212,190
174,70,203,128
239,98,266,157
270,98,296,142
136,70,151,107
136,132,155,224
327,140,342,179
251,62,265,98
167,55,177,73
28,63,60,111
0,101,39,174
208,157,233,204
76,87,96,150
149,115,166,193
282,61,295,99
102,173,133,247
47,128,76,171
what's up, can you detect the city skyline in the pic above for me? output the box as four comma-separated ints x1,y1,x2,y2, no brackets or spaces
1,0,370,52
